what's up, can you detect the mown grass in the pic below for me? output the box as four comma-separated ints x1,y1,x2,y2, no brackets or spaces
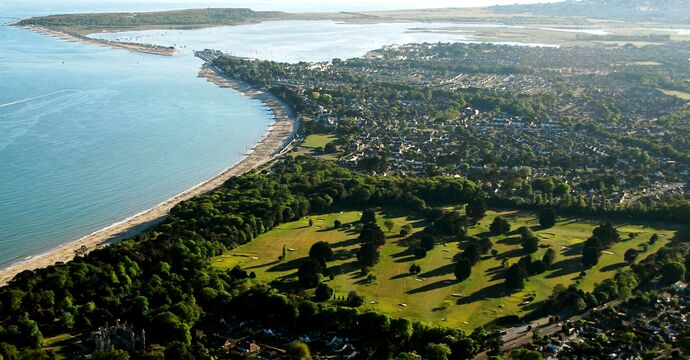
43,334,75,360
291,133,339,161
212,208,678,330
300,134,337,149
660,89,690,101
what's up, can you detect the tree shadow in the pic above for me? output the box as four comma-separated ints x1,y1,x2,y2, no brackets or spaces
394,255,418,264
331,237,360,249
485,265,506,281
545,257,583,279
394,237,419,248
407,279,457,294
333,249,355,261
531,225,547,232
496,248,525,260
390,273,411,280
497,236,522,245
456,283,506,305
476,231,494,239
267,257,305,272
328,261,360,277
562,243,584,257
245,260,280,270
419,263,455,278
600,262,627,272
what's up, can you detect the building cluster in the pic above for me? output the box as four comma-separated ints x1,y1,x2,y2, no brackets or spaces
211,38,690,208
526,283,689,359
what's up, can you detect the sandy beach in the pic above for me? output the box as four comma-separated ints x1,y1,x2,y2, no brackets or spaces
0,58,298,285
21,24,177,56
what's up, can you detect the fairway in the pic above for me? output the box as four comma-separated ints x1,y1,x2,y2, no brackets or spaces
291,133,340,161
213,209,678,330
660,88,690,101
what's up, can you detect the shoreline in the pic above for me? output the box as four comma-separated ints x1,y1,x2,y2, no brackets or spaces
0,64,299,286
20,24,177,56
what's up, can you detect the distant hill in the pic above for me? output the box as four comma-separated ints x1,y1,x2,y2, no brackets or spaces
492,0,690,23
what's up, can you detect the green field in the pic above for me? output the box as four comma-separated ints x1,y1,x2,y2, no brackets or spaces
43,334,75,360
291,134,340,160
213,208,678,330
660,89,690,101
300,134,337,149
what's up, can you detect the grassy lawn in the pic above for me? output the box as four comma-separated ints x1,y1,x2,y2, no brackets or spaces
43,334,75,360
660,89,690,101
212,208,679,330
291,134,339,161
300,134,337,149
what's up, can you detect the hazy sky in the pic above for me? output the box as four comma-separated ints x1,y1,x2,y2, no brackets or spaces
2,0,560,15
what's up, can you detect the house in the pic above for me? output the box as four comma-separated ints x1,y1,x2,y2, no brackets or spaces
672,281,687,293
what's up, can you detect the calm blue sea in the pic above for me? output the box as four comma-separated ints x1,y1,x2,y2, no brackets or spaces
0,10,274,268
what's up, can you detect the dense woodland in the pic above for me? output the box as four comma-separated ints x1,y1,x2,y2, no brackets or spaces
0,159,499,359
0,156,688,358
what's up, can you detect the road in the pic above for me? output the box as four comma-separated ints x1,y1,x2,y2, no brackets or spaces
474,300,622,359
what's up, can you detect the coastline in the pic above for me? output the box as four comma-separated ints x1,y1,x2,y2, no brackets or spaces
20,24,177,56
0,64,298,286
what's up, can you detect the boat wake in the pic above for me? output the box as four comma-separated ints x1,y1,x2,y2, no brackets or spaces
0,89,77,109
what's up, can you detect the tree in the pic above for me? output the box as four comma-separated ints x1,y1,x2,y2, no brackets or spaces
466,198,487,221
413,247,427,259
309,241,334,264
315,283,334,302
593,223,620,245
539,208,557,228
409,264,422,275
505,262,528,291
298,258,324,288
425,343,452,360
650,233,659,244
582,245,600,268
324,142,337,153
359,223,386,248
92,349,130,360
542,248,556,267
400,224,413,237
16,315,43,348
462,242,483,265
420,235,435,251
286,341,311,360
361,208,377,224
384,219,395,233
582,236,603,268
522,236,539,254
490,217,511,235
346,291,365,307
661,262,685,285
357,242,381,267
454,258,472,282
509,348,543,360
624,249,639,264
479,238,494,254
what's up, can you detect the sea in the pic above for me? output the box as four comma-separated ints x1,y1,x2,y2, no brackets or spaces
0,0,562,269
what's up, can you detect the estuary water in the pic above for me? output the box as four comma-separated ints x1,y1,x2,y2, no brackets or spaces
0,3,556,270
0,22,274,268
